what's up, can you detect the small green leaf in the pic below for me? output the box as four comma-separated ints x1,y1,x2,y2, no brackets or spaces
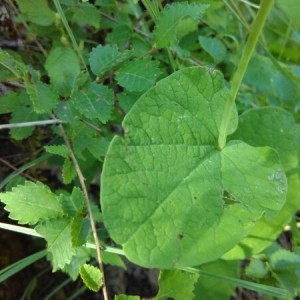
89,44,132,76
194,259,239,299
63,247,91,280
24,71,59,113
107,25,132,45
269,249,300,271
45,145,69,158
36,217,75,270
102,252,126,269
199,36,227,63
71,3,100,29
79,264,103,292
0,181,63,225
101,67,287,268
10,103,39,140
62,158,75,184
71,215,90,246
157,269,199,299
116,57,161,92
246,259,269,279
45,47,81,97
72,82,114,123
16,0,55,26
153,2,209,48
60,187,85,217
0,92,22,114
0,49,27,77
117,91,143,113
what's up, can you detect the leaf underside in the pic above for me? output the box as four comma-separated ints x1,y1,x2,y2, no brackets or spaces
100,67,287,268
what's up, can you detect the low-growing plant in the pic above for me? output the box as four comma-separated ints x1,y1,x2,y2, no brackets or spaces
0,0,300,299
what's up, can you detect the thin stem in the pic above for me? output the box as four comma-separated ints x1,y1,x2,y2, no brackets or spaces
218,0,274,149
57,123,109,300
141,0,160,23
53,0,89,75
0,119,64,130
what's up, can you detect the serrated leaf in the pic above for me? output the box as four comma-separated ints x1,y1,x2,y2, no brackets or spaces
63,247,91,280
36,217,75,270
89,44,132,76
0,49,27,77
60,187,85,217
10,103,39,140
116,57,161,92
156,269,199,299
24,71,58,113
101,67,287,268
45,47,81,97
72,82,114,123
16,0,55,26
223,107,300,259
62,158,75,184
71,215,90,246
45,145,69,158
79,264,103,292
153,2,209,48
0,181,63,225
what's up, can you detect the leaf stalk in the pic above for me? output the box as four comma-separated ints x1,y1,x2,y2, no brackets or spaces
217,0,274,149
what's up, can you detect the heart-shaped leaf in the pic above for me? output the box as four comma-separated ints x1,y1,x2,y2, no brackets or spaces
101,67,287,268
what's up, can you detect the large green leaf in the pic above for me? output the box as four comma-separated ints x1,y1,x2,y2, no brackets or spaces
223,107,300,259
101,67,287,268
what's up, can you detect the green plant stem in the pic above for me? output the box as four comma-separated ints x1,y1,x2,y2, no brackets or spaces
57,123,109,300
217,0,274,149
141,0,160,22
53,0,89,75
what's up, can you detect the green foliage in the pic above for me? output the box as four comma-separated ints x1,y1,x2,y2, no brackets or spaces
89,45,132,76
101,67,287,268
15,0,55,26
0,0,300,298
79,264,103,292
116,57,161,92
156,269,199,299
153,2,209,48
1,181,63,225
45,47,81,97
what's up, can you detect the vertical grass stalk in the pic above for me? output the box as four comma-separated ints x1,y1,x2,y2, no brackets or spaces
218,0,274,149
